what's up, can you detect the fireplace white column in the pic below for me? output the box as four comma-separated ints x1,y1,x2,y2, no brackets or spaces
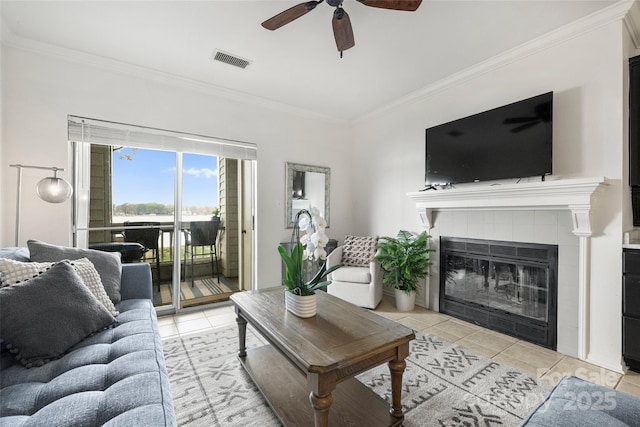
408,176,607,360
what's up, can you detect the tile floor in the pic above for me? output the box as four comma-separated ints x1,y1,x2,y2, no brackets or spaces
157,294,640,397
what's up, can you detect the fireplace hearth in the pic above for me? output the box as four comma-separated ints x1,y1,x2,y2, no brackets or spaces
440,237,558,349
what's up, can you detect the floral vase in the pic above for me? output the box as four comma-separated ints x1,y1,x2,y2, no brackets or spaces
285,292,317,318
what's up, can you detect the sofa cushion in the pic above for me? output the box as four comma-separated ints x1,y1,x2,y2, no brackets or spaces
520,375,640,426
341,235,379,267
0,261,116,368
28,240,122,304
0,257,117,316
0,299,175,427
331,266,372,283
0,247,30,262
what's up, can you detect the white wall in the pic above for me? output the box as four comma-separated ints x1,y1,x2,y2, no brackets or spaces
350,20,628,371
0,44,353,289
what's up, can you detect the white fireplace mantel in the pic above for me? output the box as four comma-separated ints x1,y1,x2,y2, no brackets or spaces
407,176,608,237
408,176,609,362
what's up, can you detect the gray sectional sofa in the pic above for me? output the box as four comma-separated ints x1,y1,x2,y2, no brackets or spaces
0,245,176,426
520,375,640,426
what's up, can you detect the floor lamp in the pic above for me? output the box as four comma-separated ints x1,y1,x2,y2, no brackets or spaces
10,164,73,246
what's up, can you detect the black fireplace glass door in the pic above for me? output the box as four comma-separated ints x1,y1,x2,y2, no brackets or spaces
444,254,548,322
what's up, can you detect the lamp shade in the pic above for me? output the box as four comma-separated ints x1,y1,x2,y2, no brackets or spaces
36,176,73,203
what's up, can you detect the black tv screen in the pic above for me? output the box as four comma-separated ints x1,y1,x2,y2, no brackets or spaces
426,92,553,186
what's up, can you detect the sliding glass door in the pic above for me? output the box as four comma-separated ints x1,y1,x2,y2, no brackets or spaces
69,116,256,314
110,146,177,307
179,153,234,307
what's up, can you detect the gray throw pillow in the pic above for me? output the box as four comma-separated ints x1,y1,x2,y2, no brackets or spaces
27,240,122,304
0,258,118,317
0,261,116,368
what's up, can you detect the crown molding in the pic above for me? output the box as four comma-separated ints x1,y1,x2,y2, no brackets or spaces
355,0,636,123
0,26,347,125
624,0,640,48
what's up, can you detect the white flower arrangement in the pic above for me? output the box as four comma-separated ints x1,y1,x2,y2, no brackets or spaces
297,205,330,261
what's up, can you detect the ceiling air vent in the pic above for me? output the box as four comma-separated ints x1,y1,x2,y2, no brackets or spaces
212,50,251,69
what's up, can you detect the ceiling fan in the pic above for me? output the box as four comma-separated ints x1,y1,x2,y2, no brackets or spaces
503,102,552,133
261,0,423,57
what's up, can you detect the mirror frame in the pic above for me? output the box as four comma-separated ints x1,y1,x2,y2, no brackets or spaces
285,162,330,229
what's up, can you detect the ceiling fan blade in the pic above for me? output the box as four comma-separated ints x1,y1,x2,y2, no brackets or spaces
503,117,538,124
333,8,355,53
510,121,540,133
262,1,323,31
357,0,422,12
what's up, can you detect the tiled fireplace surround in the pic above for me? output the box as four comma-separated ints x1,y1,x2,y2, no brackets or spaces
408,177,607,361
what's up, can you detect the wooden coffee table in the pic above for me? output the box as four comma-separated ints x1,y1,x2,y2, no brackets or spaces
231,288,415,427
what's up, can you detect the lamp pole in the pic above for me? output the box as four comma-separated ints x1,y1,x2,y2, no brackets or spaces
9,164,71,246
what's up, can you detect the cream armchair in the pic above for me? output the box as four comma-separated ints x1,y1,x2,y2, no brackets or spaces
326,236,383,309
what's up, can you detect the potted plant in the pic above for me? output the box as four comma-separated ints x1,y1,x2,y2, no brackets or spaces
278,206,340,317
211,207,221,222
374,230,434,311
278,243,340,317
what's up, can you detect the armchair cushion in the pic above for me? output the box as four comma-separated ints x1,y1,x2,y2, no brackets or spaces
341,235,379,267
327,243,383,309
331,266,372,284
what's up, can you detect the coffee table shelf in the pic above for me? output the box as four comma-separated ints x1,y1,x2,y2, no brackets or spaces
240,345,403,427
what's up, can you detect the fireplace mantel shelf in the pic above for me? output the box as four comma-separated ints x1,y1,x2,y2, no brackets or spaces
407,176,608,236
409,176,609,362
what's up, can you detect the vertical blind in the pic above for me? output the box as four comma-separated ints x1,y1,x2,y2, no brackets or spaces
68,116,257,160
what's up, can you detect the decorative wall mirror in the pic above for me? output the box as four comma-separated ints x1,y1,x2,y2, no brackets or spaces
285,162,330,228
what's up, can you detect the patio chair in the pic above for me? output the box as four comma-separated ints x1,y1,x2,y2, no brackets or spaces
123,221,162,291
184,220,221,287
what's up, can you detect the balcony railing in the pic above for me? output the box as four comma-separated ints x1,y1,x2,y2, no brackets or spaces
89,220,223,263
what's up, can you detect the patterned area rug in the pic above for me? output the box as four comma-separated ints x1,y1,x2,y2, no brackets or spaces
162,325,552,427
358,334,552,426
163,325,277,426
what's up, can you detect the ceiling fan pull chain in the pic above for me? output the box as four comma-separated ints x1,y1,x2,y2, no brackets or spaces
340,50,343,59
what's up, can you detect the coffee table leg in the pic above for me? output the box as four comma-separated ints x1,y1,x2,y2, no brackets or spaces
235,310,247,358
388,358,407,418
309,391,332,427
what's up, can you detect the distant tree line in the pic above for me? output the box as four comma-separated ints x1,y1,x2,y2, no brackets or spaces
113,203,173,216
113,203,217,216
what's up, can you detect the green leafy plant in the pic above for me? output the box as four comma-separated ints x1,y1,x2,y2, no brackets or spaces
278,243,341,296
374,230,434,293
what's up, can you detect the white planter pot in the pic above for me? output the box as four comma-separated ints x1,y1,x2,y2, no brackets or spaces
285,291,317,318
395,289,416,312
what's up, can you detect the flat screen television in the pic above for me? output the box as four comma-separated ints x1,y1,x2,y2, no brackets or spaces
425,92,553,186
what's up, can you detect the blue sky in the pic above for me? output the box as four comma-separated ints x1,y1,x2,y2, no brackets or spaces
112,148,219,206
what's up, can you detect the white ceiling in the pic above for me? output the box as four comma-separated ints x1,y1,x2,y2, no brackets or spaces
0,0,617,120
